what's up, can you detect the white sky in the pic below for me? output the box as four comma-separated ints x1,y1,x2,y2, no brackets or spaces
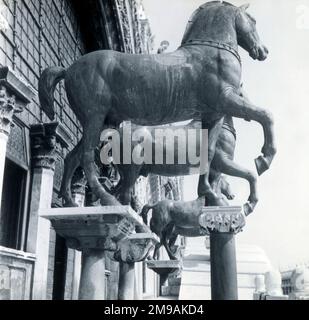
143,0,309,269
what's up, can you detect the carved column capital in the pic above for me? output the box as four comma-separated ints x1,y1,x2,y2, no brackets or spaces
0,86,22,137
30,122,59,171
199,206,245,234
114,233,158,263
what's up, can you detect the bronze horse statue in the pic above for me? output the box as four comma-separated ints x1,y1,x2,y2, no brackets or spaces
140,115,258,260
141,197,207,260
39,1,275,207
108,115,258,215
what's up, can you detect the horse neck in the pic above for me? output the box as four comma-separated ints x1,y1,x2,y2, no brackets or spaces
181,5,238,50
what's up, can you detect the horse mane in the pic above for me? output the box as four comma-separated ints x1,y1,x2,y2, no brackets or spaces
181,1,236,45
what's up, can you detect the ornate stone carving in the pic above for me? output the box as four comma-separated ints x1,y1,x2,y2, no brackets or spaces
30,123,58,171
6,120,27,166
30,122,71,171
0,86,22,137
199,206,245,234
114,233,157,263
132,0,143,54
115,0,135,53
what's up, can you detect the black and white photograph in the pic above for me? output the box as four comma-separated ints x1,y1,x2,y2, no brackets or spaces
0,0,309,305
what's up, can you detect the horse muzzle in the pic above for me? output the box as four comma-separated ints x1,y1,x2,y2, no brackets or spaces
257,45,269,61
249,44,268,61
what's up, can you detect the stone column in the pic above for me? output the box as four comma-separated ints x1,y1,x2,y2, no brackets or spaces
26,122,67,300
70,168,86,300
79,249,106,300
199,206,245,300
115,234,158,300
0,87,22,211
210,233,237,300
118,262,135,300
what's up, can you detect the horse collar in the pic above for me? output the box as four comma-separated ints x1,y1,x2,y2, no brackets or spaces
181,39,241,65
222,122,237,140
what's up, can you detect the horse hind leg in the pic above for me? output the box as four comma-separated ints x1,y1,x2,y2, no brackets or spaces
198,118,226,206
81,116,121,206
162,224,178,260
114,165,141,205
60,140,83,207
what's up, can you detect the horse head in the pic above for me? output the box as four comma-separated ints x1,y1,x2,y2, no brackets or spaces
236,4,269,61
182,2,268,61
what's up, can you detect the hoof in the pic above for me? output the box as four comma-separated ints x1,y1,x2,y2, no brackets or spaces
255,156,269,176
226,194,235,200
243,202,256,216
207,196,229,207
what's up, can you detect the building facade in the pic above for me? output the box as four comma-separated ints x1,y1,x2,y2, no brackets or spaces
0,0,183,300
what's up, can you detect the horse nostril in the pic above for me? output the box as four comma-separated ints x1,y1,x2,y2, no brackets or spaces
263,46,269,55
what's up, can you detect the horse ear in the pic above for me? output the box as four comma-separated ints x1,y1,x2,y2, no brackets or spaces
240,3,250,10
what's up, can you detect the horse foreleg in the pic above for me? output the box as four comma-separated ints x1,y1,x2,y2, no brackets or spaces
218,156,258,216
219,88,276,175
82,119,121,206
114,164,141,205
60,140,82,207
153,242,161,260
198,118,226,206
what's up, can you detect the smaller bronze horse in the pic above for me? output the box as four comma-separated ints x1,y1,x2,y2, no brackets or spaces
141,177,234,260
141,196,207,260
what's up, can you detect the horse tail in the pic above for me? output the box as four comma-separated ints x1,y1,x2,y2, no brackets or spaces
140,204,155,225
39,67,66,120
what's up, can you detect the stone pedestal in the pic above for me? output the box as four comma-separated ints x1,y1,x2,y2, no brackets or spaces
40,206,157,300
199,206,245,300
147,260,182,295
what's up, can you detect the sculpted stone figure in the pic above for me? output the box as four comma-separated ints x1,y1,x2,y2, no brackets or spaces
39,1,275,207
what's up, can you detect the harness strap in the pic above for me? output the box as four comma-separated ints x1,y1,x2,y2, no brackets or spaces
181,39,241,65
222,122,237,140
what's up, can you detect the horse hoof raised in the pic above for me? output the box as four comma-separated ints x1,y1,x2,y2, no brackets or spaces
226,193,235,200
255,156,269,176
243,202,256,216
